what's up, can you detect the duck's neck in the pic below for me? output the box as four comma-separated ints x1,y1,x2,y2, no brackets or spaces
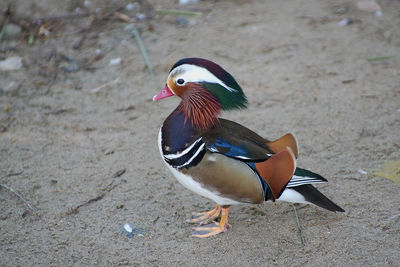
178,84,221,130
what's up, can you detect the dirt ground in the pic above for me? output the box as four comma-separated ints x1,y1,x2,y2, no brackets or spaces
1,0,400,265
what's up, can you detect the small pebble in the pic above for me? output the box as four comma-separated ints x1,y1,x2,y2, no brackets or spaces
125,3,139,11
120,223,146,238
0,56,23,71
126,4,134,11
338,18,354,26
179,0,199,4
357,169,368,175
109,58,122,66
136,13,146,21
124,223,133,233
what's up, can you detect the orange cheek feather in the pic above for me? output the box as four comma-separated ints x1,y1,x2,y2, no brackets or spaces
168,78,191,97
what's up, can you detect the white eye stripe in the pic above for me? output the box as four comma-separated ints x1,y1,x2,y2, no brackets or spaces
171,64,237,92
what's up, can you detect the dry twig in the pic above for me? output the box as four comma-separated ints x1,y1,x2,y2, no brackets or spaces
130,27,155,77
0,183,37,213
113,12,155,76
89,77,120,93
66,169,126,215
292,204,305,246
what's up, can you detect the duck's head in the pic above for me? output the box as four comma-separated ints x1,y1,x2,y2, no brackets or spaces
154,58,247,129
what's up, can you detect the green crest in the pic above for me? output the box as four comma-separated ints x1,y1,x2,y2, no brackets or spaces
201,82,247,110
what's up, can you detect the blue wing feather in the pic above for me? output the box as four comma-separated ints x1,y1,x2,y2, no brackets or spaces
207,137,270,161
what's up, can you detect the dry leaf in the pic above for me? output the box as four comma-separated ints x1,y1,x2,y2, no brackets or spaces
374,160,400,184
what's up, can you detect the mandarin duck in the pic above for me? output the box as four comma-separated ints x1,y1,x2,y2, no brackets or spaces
153,58,344,238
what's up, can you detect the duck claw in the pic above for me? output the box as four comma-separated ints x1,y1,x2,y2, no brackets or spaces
192,222,231,238
190,206,231,238
186,205,221,224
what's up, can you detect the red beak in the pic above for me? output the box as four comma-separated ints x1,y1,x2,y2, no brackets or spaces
153,85,174,101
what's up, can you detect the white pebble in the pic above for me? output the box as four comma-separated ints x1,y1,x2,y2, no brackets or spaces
109,58,122,66
136,13,146,20
124,223,133,233
179,0,199,4
338,18,352,27
126,3,139,11
126,4,134,11
357,169,368,175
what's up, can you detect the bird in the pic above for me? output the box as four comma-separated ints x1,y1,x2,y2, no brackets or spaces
153,57,344,238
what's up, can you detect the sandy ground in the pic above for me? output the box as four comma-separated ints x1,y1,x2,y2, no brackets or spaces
1,0,400,265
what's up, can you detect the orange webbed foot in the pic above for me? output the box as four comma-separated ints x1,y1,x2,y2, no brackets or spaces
191,206,231,238
187,204,221,225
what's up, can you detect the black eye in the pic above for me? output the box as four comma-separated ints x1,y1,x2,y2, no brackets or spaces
177,78,185,85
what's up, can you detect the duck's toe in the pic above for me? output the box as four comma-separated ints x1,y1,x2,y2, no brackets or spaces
191,206,231,238
186,205,221,225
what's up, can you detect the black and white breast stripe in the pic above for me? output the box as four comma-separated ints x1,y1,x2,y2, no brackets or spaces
164,138,206,169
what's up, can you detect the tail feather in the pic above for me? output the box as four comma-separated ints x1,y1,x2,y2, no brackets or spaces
277,167,344,212
291,184,344,212
294,167,327,182
287,168,327,188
